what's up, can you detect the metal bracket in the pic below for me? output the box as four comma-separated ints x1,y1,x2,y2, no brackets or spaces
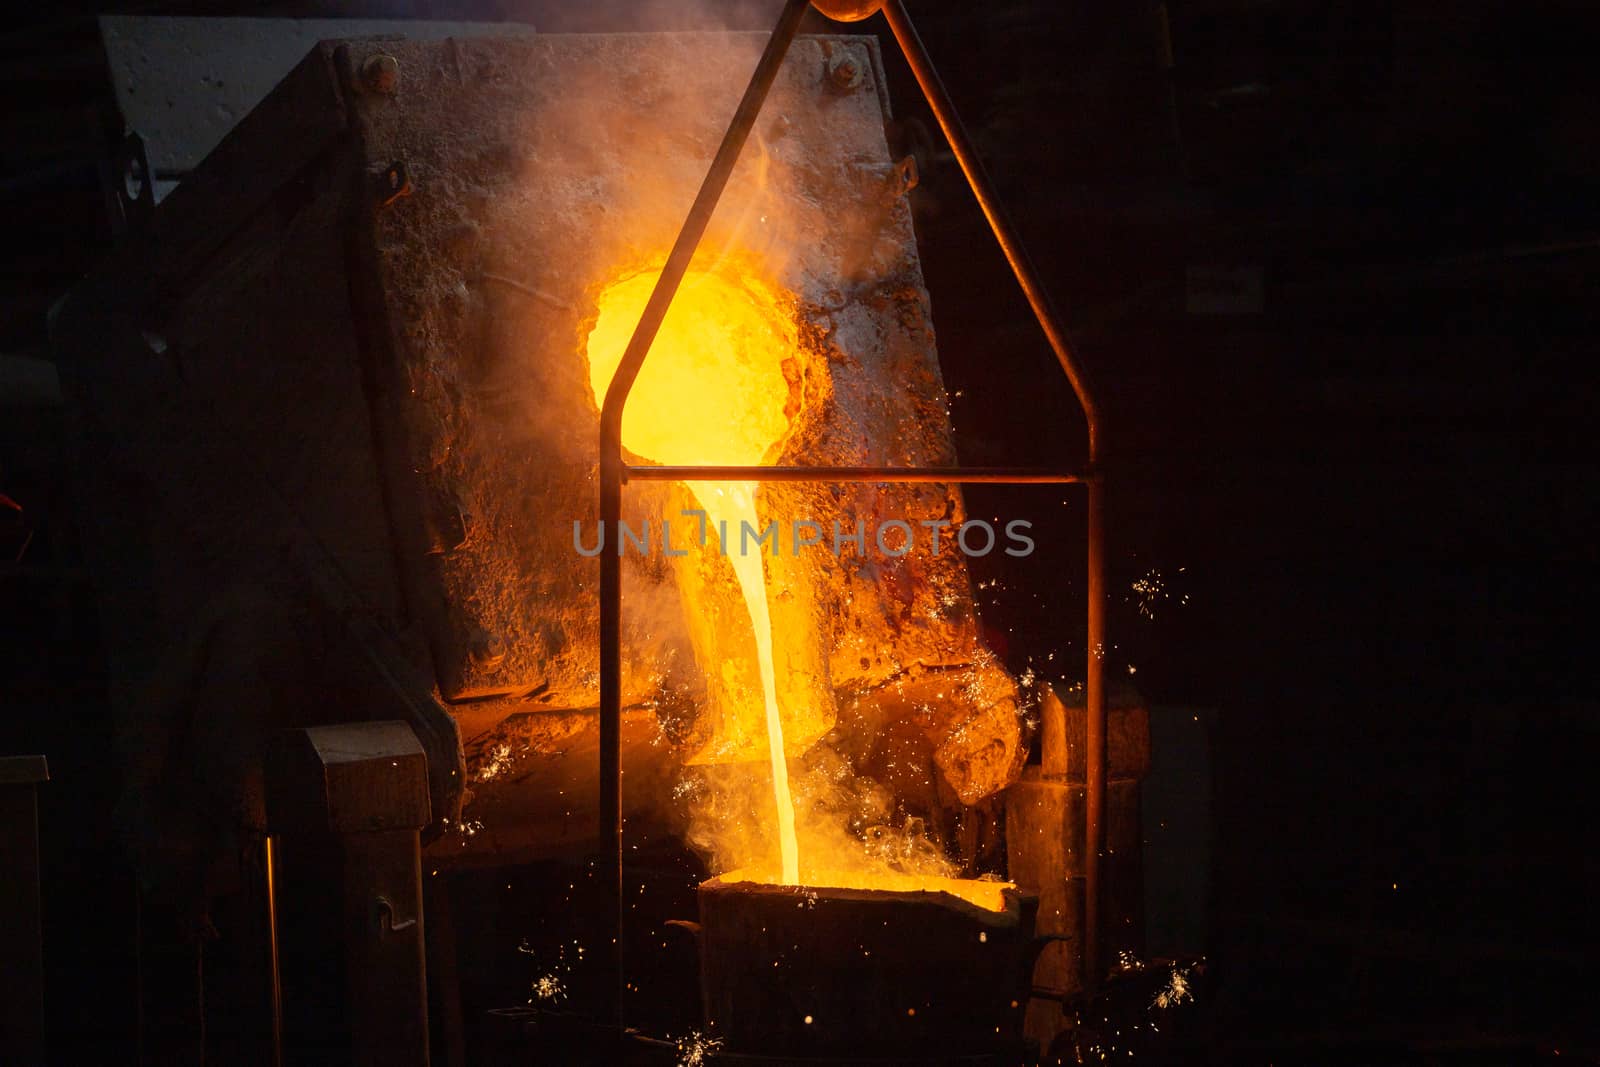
375,895,419,933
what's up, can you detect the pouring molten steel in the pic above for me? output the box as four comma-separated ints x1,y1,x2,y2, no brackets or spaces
586,260,1013,907
587,264,804,882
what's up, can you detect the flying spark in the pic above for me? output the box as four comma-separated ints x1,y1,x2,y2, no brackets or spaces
674,1031,723,1067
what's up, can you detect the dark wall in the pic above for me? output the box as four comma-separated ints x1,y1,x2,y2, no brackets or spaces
888,0,1599,1055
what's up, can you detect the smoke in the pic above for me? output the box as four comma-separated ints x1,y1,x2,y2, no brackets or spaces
462,10,1011,886
675,740,961,883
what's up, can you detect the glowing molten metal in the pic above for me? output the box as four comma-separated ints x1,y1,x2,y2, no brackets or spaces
587,266,802,883
586,263,1014,912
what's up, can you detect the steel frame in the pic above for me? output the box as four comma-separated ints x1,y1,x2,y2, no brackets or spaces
597,0,1107,1026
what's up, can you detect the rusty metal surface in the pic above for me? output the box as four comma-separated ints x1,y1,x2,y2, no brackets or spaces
339,29,1018,728
326,32,1030,871
58,24,1034,883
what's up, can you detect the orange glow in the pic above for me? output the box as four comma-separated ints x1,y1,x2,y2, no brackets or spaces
585,269,794,469
587,266,801,883
717,867,1012,913
585,262,1013,904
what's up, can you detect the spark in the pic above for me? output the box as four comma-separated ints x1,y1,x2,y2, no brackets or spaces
674,1031,723,1067
1131,567,1187,619
1152,964,1193,1010
529,974,566,1004
478,742,513,782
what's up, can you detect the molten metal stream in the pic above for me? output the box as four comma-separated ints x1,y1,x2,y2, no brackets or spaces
588,267,1020,907
587,267,801,883
688,481,799,884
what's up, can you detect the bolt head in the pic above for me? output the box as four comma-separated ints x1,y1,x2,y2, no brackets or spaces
362,53,400,95
826,54,862,92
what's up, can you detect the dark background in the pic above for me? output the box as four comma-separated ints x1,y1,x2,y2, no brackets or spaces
3,0,1596,1061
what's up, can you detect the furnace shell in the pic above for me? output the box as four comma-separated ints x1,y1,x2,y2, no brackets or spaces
55,32,1027,868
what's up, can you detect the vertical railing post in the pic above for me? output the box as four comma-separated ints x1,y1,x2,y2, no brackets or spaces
1084,475,1107,985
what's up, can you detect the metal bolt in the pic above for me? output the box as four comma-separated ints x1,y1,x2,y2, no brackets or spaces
379,160,412,207
890,154,920,198
361,53,400,95
826,54,862,93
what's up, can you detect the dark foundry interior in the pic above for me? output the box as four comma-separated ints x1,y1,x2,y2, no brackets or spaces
1,2,1596,1064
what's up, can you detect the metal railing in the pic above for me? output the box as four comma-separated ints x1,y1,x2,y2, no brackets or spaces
597,0,1107,1027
